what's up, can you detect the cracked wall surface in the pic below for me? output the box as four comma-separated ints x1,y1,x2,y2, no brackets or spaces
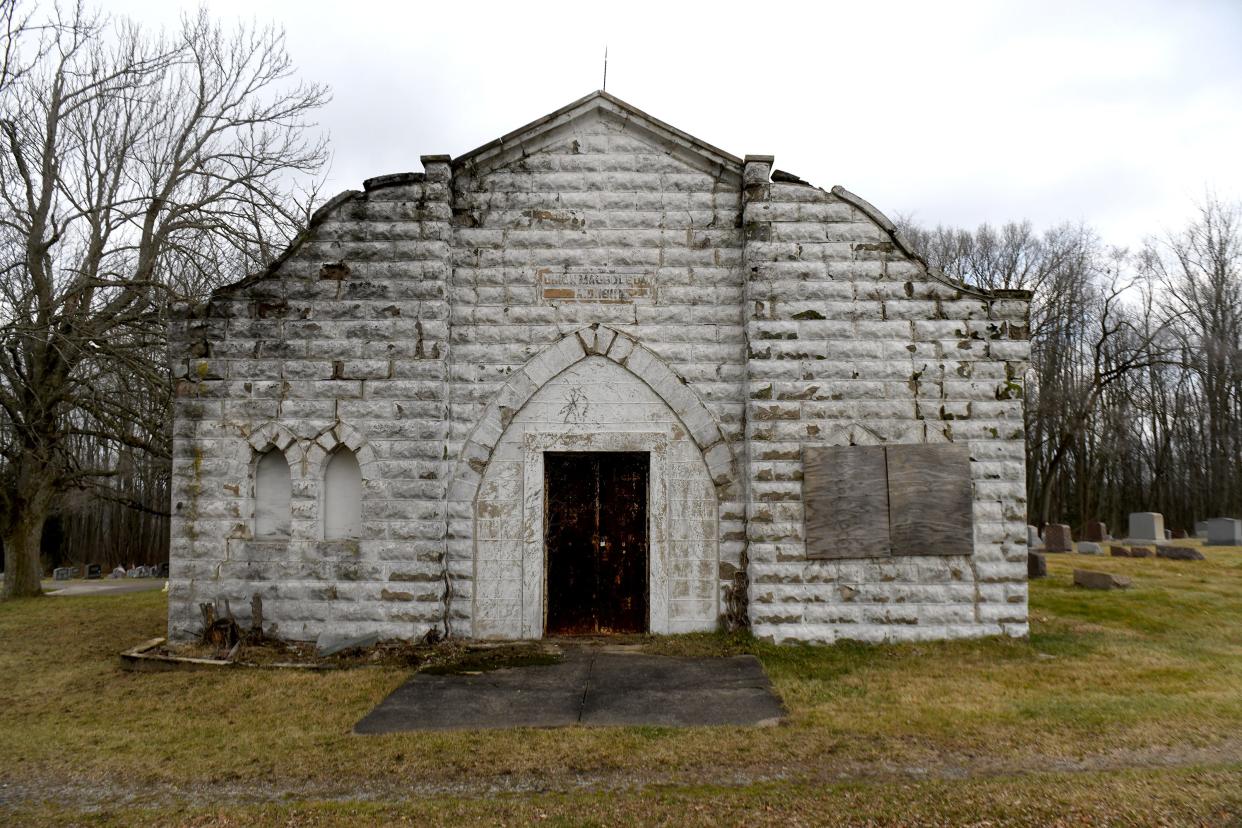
167,92,1029,644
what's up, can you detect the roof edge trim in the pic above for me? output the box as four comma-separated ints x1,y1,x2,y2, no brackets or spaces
452,90,743,172
829,185,998,301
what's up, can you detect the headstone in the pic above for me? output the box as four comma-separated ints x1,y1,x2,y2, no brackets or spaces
1044,524,1073,553
1194,521,1209,538
1027,525,1042,549
1084,522,1108,542
86,564,102,579
110,566,126,579
1128,512,1164,541
1156,545,1205,561
1128,546,1153,558
1077,541,1102,555
1109,545,1130,557
1171,529,1187,539
53,567,73,581
315,630,380,656
126,567,140,578
1164,529,1172,539
1205,518,1242,546
157,562,170,578
1074,569,1132,590
1027,550,1047,579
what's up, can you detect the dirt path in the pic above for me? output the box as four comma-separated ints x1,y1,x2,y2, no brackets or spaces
3,737,1240,811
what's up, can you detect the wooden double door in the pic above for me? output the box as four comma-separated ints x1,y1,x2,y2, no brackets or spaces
544,451,648,635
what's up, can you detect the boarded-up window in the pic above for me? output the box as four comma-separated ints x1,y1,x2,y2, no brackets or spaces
803,443,974,560
803,446,891,559
324,448,363,539
255,450,291,539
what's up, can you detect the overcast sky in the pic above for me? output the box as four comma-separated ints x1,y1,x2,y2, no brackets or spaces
114,0,1242,250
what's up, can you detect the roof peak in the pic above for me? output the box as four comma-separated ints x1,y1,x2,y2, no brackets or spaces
452,90,743,172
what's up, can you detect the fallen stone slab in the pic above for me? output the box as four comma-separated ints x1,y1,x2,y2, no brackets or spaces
316,631,380,656
1074,569,1132,590
1156,545,1206,561
1077,542,1102,555
1027,550,1047,579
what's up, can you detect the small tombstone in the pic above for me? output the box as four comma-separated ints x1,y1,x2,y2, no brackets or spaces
1044,524,1073,553
157,562,170,578
1027,550,1047,579
1194,521,1209,538
1083,522,1108,542
53,567,73,581
110,566,126,579
1205,518,1242,546
1164,529,1172,539
1027,525,1042,549
126,567,140,578
86,564,102,579
1128,512,1164,541
1074,569,1132,590
1157,545,1205,561
1109,545,1130,557
1129,546,1153,558
1171,529,1187,539
1077,541,1102,555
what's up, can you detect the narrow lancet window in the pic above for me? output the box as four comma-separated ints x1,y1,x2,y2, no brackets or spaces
255,449,292,539
324,448,362,539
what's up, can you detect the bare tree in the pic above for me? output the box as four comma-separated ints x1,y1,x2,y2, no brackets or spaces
0,3,327,597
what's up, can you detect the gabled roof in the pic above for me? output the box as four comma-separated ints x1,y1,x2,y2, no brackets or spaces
452,90,743,178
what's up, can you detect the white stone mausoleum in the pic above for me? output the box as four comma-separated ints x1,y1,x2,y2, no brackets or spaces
168,92,1032,644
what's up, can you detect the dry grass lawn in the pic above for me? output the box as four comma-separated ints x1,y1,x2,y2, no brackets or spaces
2,542,1241,825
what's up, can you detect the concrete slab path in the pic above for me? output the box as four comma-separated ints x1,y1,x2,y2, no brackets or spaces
354,645,785,733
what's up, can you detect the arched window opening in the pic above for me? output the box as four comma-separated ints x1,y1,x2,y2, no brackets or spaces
255,449,292,539
324,448,362,539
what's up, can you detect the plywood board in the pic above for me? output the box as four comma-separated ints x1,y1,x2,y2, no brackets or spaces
887,443,974,557
802,446,891,559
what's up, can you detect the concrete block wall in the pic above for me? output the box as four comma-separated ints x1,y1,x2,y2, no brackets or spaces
740,155,1031,644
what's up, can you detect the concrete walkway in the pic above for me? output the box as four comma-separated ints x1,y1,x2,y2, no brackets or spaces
42,579,165,597
354,645,785,733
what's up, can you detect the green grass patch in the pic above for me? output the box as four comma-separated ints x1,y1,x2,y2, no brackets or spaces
1,544,1240,823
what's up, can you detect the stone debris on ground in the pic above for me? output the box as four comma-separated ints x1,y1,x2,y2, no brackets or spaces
1156,545,1206,561
1073,569,1132,590
316,630,381,657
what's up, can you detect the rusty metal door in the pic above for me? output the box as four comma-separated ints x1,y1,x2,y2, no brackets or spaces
544,452,648,635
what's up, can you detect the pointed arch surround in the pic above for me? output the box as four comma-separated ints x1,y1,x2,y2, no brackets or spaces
449,325,741,508
447,325,744,639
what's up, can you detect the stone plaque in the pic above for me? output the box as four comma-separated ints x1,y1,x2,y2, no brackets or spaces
803,446,891,559
887,444,974,557
538,267,654,304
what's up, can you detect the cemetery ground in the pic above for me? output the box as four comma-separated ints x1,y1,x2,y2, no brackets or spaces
2,544,1241,826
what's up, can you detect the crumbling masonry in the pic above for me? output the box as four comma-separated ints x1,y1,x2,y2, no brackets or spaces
168,92,1032,644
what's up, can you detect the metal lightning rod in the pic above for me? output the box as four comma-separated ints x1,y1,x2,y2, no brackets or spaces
603,46,608,92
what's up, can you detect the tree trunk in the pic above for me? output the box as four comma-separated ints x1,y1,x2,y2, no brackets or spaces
3,509,48,598
2,456,56,599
